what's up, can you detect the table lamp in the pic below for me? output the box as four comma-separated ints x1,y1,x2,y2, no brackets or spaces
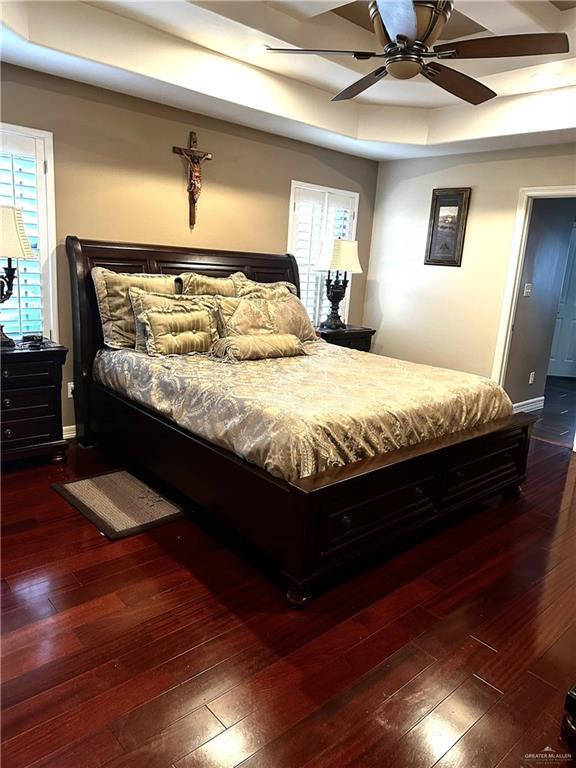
0,206,35,348
316,238,362,329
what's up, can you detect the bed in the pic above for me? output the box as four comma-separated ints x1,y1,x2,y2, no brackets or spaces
67,236,536,606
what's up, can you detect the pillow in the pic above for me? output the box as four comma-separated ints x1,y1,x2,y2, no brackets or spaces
218,295,317,342
231,273,298,299
139,306,218,357
211,334,305,362
92,267,177,349
129,287,220,353
177,271,242,297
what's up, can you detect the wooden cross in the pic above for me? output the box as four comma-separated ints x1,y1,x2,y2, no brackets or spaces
172,131,213,228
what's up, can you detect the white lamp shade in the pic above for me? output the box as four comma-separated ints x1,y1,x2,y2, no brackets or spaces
316,238,362,274
0,206,34,260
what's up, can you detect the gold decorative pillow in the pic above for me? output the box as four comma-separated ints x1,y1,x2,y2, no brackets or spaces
211,334,305,362
231,273,298,299
177,271,242,297
218,295,317,341
268,295,317,342
139,306,218,357
92,267,177,349
129,288,220,353
217,296,275,337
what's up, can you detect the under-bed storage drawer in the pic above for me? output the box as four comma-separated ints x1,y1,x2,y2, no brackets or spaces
319,471,438,555
443,430,526,506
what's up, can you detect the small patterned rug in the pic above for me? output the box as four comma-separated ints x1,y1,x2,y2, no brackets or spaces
53,470,184,539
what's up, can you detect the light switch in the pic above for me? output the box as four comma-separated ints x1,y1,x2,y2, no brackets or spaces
523,283,533,297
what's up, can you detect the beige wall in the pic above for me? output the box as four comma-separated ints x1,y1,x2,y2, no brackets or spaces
0,64,378,428
364,145,576,391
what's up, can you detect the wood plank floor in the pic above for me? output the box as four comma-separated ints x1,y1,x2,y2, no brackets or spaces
1,440,575,768
533,376,576,448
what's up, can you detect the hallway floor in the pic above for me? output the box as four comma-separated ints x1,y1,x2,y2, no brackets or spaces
533,376,576,448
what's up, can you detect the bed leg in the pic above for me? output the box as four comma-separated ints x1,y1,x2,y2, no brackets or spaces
286,588,313,610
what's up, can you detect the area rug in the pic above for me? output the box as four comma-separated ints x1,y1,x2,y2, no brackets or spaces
53,470,184,539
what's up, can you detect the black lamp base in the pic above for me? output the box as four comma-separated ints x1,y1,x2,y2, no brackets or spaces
0,324,15,348
320,272,348,330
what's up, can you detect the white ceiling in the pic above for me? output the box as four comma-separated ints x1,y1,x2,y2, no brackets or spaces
1,1,575,159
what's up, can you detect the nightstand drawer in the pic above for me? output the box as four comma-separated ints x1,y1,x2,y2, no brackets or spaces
1,361,61,388
1,387,57,419
2,416,59,447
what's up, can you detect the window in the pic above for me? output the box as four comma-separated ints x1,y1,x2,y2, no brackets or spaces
0,124,57,340
287,181,359,326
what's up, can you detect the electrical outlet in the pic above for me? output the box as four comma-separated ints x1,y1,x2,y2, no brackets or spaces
529,372,535,385
67,382,74,399
523,283,533,298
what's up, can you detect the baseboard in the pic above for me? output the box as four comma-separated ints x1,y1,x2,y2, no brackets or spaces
513,396,544,414
63,425,77,440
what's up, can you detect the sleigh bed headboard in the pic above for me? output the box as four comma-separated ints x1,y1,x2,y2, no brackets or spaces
66,236,300,445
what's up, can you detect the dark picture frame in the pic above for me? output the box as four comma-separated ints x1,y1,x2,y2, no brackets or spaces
424,187,471,267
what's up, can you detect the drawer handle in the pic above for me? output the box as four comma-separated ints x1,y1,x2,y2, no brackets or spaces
341,515,352,527
504,452,513,461
456,470,465,480
2,398,10,408
2,369,9,378
415,486,424,496
4,428,13,438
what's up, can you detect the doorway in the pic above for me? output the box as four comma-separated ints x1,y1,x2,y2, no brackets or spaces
503,197,576,446
537,223,576,445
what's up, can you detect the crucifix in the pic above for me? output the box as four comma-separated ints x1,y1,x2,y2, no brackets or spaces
172,131,213,228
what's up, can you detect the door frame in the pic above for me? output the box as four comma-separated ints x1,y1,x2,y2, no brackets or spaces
491,185,576,387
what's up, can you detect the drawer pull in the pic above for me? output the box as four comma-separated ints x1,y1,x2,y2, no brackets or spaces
415,486,424,496
2,369,9,378
341,515,352,527
456,470,465,480
4,428,13,438
504,452,513,461
2,398,10,408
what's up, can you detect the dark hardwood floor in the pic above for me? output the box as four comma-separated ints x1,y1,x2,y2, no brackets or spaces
533,376,576,448
1,440,575,768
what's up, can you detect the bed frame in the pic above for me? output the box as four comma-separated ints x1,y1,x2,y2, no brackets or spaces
66,236,536,606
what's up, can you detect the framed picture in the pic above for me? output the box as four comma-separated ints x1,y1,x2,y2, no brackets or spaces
424,187,471,267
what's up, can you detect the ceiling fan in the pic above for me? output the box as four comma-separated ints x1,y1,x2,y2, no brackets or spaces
266,0,569,105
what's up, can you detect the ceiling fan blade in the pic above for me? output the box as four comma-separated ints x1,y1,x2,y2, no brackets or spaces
434,33,569,59
422,63,496,105
266,47,377,60
332,67,388,101
375,0,418,43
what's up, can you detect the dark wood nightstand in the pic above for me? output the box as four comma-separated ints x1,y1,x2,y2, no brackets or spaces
1,340,68,464
315,325,376,352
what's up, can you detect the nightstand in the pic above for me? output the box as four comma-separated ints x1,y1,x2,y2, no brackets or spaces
315,325,376,352
1,340,68,464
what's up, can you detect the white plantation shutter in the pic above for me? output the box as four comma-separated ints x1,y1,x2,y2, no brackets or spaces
288,182,359,326
0,127,55,340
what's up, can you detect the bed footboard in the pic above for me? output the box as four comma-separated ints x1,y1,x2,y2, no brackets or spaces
92,384,535,606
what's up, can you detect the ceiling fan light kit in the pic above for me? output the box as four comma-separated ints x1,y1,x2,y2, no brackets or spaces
266,0,569,105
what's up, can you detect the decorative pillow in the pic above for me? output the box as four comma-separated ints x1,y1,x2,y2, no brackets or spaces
231,273,298,299
129,288,220,353
177,271,242,297
139,306,218,357
211,334,305,362
218,295,317,342
217,296,275,337
92,267,177,349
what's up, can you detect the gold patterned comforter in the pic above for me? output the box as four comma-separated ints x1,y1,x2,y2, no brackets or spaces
93,342,513,483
